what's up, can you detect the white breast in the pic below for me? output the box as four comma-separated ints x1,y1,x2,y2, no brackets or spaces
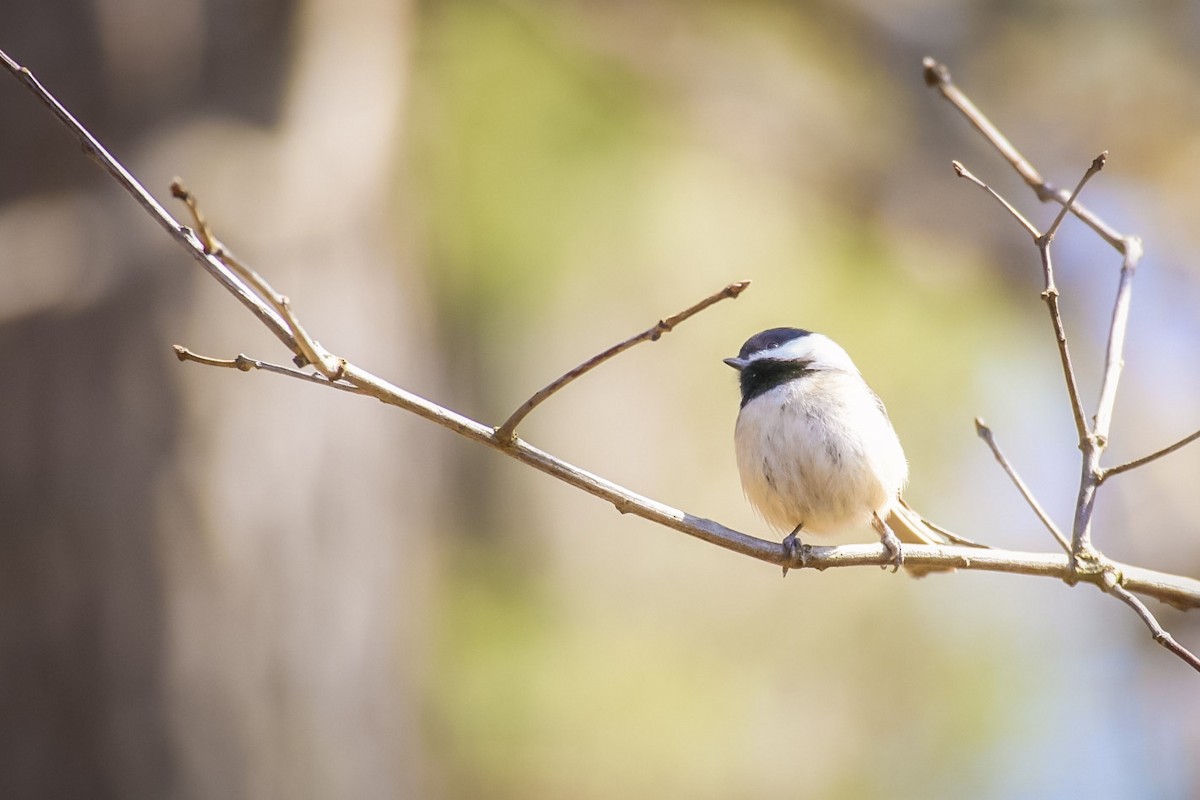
734,371,908,534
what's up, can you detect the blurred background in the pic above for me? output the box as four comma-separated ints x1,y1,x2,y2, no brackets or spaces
3,0,1200,797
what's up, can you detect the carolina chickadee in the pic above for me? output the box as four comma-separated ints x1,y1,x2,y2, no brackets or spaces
725,327,947,575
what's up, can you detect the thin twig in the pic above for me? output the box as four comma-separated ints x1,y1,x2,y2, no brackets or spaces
952,156,1090,442
494,281,750,443
1034,156,1118,562
1042,152,1106,243
975,418,1070,553
1037,245,1090,443
173,346,364,394
923,57,1125,252
1093,237,1144,444
952,161,1040,239
1106,582,1200,673
170,180,342,376
0,47,300,358
1100,426,1200,483
1033,159,1102,443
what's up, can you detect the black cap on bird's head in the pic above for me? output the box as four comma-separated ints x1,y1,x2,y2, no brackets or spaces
723,327,813,371
724,327,817,408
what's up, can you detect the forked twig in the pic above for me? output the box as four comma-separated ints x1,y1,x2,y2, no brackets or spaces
930,57,1195,672
173,346,366,395
924,57,1125,252
170,180,342,377
494,281,750,443
951,157,1091,442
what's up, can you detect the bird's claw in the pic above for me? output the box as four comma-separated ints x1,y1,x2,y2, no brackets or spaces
879,527,904,573
781,528,810,577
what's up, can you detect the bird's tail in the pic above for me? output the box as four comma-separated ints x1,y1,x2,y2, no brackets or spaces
886,498,985,577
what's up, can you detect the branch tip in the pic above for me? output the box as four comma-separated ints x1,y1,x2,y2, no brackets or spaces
922,57,949,87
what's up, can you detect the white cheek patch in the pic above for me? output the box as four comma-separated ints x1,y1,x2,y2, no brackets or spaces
751,333,856,374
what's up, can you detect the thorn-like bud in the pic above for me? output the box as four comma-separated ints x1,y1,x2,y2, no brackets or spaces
922,57,950,87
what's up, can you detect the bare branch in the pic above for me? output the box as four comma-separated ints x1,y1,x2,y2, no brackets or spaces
950,155,1090,444
1093,237,1144,443
168,343,1200,609
1100,425,1200,483
0,47,299,357
952,161,1040,239
923,57,1126,252
1107,582,1200,673
1042,152,1106,243
929,58,1200,673
170,180,345,377
975,418,1070,553
1020,155,1108,446
494,280,751,444
173,346,365,395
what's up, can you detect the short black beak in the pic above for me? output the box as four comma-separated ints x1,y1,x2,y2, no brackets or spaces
723,357,749,371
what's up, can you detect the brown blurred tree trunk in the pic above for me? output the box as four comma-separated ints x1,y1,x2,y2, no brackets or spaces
0,0,434,797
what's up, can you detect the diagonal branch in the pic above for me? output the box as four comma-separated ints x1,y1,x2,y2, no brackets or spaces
952,161,1039,239
170,179,343,375
975,418,1070,553
928,58,1199,671
1100,426,1200,483
924,57,1126,252
1041,152,1106,243
0,47,300,358
952,157,1090,441
494,280,750,444
1034,158,1103,444
1107,583,1200,672
1093,236,1144,444
174,344,1200,616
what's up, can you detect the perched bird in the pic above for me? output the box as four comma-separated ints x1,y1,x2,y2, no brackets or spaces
724,327,951,575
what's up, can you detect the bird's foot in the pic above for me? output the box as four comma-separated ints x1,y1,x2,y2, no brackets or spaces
875,517,904,573
781,526,810,577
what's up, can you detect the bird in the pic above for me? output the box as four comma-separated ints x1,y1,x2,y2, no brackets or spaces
724,326,953,576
